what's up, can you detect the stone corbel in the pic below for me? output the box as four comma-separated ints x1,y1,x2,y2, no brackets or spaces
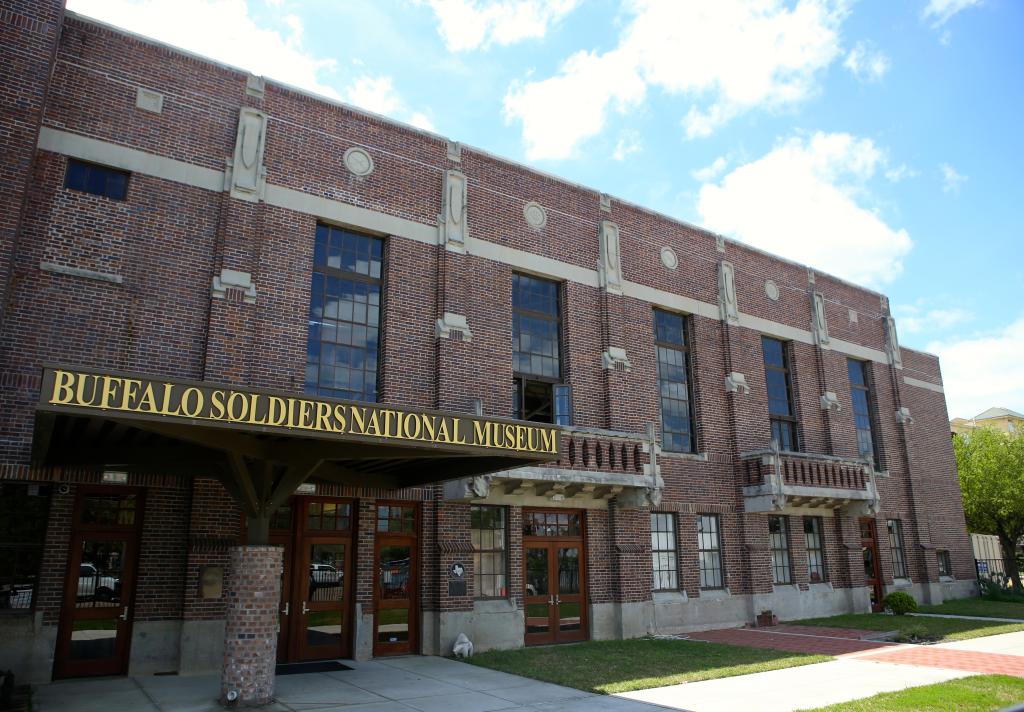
598,221,623,294
885,316,903,369
602,347,631,371
435,312,472,341
229,108,267,202
211,268,257,304
896,407,914,425
439,170,468,253
615,485,663,509
725,372,750,395
820,391,842,412
811,292,830,348
718,261,739,324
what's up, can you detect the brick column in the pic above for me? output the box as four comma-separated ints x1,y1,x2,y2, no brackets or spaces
221,545,282,706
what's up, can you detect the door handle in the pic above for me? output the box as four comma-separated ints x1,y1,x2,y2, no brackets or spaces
548,596,554,605
302,601,309,615
555,596,561,605
281,602,289,616
119,606,129,621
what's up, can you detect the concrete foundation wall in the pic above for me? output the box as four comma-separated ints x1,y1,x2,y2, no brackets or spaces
433,600,525,656
128,620,182,676
178,620,224,675
0,613,55,684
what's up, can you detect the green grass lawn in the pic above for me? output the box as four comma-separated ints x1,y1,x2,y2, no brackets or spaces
800,675,1024,711
790,613,1024,642
917,598,1024,620
464,638,830,694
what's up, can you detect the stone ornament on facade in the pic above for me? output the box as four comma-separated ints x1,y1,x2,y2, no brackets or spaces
849,309,858,324
811,291,830,347
602,347,631,371
718,261,739,324
523,201,547,230
725,371,750,394
135,87,163,114
446,140,462,162
764,279,779,301
715,235,726,253
807,269,816,285
896,406,914,425
343,147,374,177
885,316,903,369
439,169,468,253
245,74,265,99
820,391,841,412
660,246,678,270
599,193,612,212
435,312,472,341
211,268,257,304
229,107,267,202
598,220,623,294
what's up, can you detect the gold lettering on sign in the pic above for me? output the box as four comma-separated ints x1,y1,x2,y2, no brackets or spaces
43,369,560,455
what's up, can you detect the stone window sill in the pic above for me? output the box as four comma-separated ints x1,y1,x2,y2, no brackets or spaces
474,598,516,614
892,577,914,588
653,590,688,603
660,451,709,462
698,587,731,599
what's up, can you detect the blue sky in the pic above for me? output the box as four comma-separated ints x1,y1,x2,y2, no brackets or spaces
67,0,1024,419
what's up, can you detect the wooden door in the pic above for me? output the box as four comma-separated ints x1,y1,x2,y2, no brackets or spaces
860,517,884,612
297,534,352,660
373,503,418,656
523,509,588,646
54,488,144,679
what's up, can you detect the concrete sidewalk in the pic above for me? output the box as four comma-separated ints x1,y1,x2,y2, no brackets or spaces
33,656,667,712
617,630,1024,712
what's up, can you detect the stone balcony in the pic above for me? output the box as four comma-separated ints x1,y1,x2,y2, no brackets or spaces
739,449,880,516
443,425,662,508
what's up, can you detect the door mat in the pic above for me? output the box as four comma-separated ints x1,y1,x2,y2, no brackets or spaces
276,661,353,675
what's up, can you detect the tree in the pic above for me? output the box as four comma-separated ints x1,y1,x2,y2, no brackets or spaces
954,428,1024,591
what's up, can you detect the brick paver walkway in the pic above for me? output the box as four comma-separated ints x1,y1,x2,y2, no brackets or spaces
856,646,1024,676
687,626,896,655
688,625,1024,678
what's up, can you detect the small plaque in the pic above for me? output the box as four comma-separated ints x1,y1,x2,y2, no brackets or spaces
448,579,467,597
449,562,466,579
200,565,224,599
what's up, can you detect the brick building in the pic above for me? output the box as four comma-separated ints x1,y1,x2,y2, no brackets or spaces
0,2,975,700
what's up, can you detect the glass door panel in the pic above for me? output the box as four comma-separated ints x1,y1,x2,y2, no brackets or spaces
55,531,139,678
299,538,350,661
374,534,417,656
524,547,552,639
555,547,585,641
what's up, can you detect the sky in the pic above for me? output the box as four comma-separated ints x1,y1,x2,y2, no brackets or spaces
66,0,1024,420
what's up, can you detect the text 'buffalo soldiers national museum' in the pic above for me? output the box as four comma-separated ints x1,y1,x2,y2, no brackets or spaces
1,1,975,704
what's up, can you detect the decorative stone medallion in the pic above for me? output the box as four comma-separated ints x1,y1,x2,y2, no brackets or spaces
764,280,780,301
523,201,547,229
660,246,678,270
343,147,374,177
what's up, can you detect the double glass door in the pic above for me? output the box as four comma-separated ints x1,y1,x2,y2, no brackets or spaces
523,509,587,645
270,498,354,662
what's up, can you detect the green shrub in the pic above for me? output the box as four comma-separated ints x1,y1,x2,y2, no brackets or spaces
883,591,919,615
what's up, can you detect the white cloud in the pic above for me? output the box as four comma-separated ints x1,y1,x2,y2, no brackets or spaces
692,156,729,182
407,112,437,132
885,164,918,182
426,0,580,52
844,41,890,82
696,131,912,287
941,163,968,193
345,76,403,115
896,305,973,334
505,0,846,159
67,0,340,98
927,316,1024,420
922,0,982,27
612,130,642,161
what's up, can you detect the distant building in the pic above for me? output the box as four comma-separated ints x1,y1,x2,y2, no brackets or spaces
951,407,1024,436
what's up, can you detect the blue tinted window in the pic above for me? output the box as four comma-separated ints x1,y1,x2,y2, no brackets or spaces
64,159,129,200
655,310,695,453
762,337,798,451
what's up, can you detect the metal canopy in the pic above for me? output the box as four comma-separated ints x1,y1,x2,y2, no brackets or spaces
32,366,561,541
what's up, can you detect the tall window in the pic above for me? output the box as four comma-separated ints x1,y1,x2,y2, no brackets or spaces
769,516,793,584
804,517,827,583
305,224,383,402
887,519,908,579
762,337,798,451
848,359,880,469
650,513,679,590
697,514,724,589
471,506,507,598
654,310,696,453
512,273,570,424
937,550,952,578
0,483,51,609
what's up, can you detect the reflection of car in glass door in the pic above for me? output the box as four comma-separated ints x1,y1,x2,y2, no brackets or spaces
77,563,120,602
308,563,342,596
379,558,409,598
